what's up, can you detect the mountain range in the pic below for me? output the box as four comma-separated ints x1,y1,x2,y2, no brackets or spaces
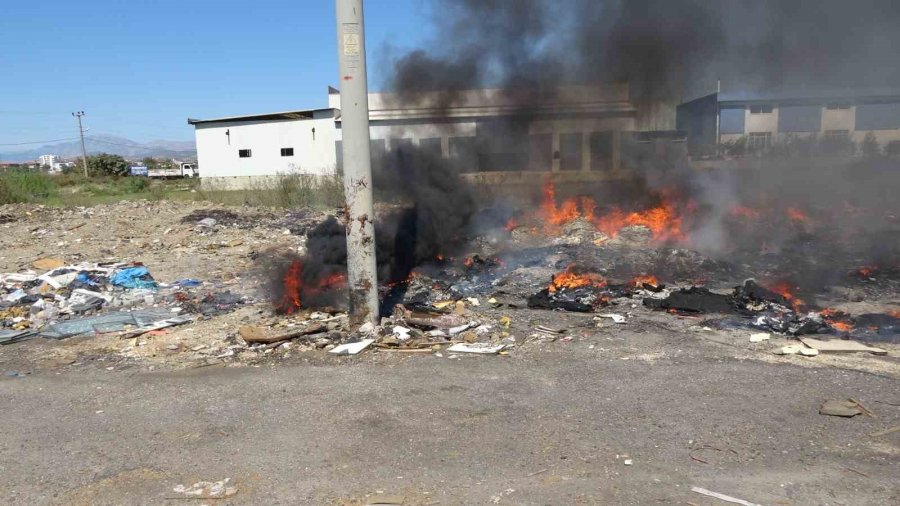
1,135,196,162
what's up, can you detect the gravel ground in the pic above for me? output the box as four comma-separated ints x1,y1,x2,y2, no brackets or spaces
1,326,899,505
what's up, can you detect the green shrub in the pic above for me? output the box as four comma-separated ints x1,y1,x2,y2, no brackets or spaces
0,169,56,203
122,176,150,193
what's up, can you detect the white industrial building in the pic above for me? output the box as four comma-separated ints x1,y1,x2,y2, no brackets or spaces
188,109,340,190
188,84,664,189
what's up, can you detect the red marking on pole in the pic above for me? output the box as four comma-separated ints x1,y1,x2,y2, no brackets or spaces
343,75,353,80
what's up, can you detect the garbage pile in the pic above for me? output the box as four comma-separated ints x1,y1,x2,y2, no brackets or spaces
236,299,513,358
0,259,248,345
644,279,899,342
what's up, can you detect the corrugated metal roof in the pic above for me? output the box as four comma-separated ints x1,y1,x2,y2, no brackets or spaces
718,87,900,105
187,108,336,125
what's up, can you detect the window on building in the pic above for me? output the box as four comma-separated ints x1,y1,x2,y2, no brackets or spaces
390,138,415,154
280,148,294,157
449,136,477,173
826,103,851,110
747,132,772,150
559,133,582,171
238,149,252,158
419,138,443,159
590,132,614,171
529,134,552,171
749,104,774,114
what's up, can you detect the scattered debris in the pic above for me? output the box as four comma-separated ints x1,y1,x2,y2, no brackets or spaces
773,344,819,357
0,259,246,347
110,266,158,289
329,339,375,355
798,337,887,355
40,310,192,340
171,478,238,499
690,487,761,506
597,313,627,324
819,399,871,418
749,332,770,343
238,323,326,344
446,342,505,354
0,329,36,345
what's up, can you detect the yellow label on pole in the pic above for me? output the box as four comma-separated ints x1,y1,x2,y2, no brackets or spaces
343,33,360,56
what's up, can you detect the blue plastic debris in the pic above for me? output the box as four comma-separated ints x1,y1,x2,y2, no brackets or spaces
173,279,202,287
110,266,158,290
74,272,98,286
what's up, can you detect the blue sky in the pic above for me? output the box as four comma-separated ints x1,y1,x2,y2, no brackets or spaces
0,0,431,146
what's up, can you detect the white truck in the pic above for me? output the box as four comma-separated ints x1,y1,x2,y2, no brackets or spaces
148,162,197,179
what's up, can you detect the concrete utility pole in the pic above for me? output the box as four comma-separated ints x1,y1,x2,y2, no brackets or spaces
72,111,88,177
336,0,379,326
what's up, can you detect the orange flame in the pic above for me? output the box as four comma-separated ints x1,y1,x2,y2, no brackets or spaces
278,260,347,314
631,274,660,287
505,217,519,231
830,321,854,332
463,256,474,268
768,281,806,312
819,308,842,318
548,266,606,293
786,207,811,224
280,260,303,313
540,181,582,226
819,308,855,332
856,265,878,277
888,309,900,318
539,181,685,242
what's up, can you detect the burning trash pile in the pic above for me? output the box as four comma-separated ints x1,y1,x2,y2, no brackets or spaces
643,279,900,341
0,259,247,345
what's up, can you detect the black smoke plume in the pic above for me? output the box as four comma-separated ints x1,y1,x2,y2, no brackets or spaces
273,0,900,312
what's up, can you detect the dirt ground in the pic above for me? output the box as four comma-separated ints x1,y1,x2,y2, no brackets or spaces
1,200,899,504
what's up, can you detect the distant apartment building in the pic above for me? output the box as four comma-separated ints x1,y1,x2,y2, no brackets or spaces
676,89,900,155
38,154,57,167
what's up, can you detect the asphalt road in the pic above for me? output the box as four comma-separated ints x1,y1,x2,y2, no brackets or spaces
2,331,899,505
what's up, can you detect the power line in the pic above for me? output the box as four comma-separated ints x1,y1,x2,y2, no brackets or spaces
0,136,81,146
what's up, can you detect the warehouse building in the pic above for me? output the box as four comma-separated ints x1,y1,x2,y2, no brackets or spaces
188,84,672,189
676,88,900,155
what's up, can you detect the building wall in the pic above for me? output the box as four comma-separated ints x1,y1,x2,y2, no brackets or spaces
822,106,855,131
676,93,719,155
335,116,634,173
194,110,338,180
717,101,900,147
744,107,779,134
